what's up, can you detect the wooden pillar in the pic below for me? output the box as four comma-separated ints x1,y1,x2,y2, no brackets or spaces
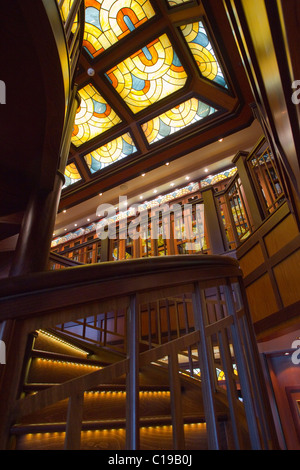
9,90,80,276
202,188,226,254
126,295,140,450
232,150,264,230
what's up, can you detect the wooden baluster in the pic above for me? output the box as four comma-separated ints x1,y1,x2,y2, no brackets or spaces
223,281,263,449
126,295,140,450
192,282,221,449
147,303,152,349
182,295,194,377
64,390,84,450
168,346,185,450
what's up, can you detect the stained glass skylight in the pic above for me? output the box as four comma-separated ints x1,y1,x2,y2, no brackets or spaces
142,97,217,144
63,163,82,188
84,132,137,173
72,83,122,147
105,34,187,113
82,0,155,58
181,21,228,88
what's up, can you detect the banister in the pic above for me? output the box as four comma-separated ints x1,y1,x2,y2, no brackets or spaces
0,255,242,322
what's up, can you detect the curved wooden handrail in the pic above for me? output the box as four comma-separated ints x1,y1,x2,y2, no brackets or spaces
0,255,242,322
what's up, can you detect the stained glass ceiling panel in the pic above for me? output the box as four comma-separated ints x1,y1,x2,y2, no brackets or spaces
105,34,188,113
181,21,228,88
63,162,82,188
84,132,137,174
83,0,155,58
142,97,217,144
72,83,122,147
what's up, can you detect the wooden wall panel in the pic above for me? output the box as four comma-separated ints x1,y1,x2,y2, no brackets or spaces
273,249,300,308
239,242,264,277
263,214,299,257
245,274,278,323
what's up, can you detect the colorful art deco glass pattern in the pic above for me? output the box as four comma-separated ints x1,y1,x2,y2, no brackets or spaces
63,163,82,188
105,34,187,113
181,21,227,88
142,98,217,144
72,84,122,147
84,133,137,173
83,0,155,58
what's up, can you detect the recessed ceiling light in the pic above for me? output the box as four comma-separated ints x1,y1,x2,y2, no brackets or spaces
99,193,103,196
74,223,77,227
140,195,143,199
141,173,146,177
87,218,90,222
153,189,157,193
185,176,190,180
218,138,223,142
165,162,169,166
64,228,67,231
63,209,66,213
170,183,175,187
204,168,208,173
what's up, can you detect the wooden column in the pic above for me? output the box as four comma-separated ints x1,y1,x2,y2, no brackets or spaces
9,171,65,276
9,90,80,276
202,188,226,254
126,295,140,450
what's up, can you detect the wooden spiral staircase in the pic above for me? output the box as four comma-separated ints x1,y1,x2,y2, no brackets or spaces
0,255,278,450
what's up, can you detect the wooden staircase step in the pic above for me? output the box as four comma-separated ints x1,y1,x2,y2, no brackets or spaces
12,413,226,435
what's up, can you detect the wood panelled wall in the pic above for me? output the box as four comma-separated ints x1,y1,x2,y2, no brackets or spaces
237,202,300,339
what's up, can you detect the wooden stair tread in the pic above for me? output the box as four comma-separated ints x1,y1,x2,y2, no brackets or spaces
11,413,228,435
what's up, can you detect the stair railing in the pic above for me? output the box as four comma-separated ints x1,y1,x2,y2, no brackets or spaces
0,255,278,450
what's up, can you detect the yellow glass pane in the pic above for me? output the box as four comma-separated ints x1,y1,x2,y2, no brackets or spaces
72,84,122,147
83,0,155,58
63,163,82,188
142,97,217,144
181,21,227,88
106,34,187,113
84,132,137,173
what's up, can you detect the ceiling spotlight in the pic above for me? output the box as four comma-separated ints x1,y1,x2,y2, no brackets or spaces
87,218,90,222
74,223,77,227
63,209,66,213
141,173,146,177
153,189,157,193
185,176,190,180
99,193,103,196
87,68,95,76
204,168,209,173
170,183,175,187
165,162,169,166
218,138,223,142
140,195,143,199
64,228,67,231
